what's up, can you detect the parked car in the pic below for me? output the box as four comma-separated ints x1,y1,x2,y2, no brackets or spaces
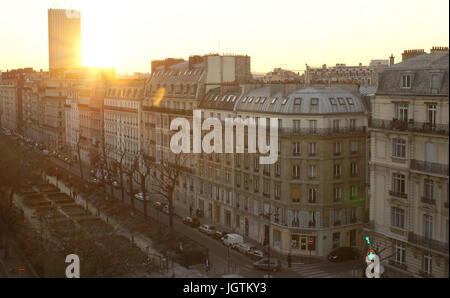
327,247,360,262
112,180,122,189
153,201,163,210
252,258,281,272
162,204,175,215
213,230,226,240
237,243,257,255
134,192,150,201
183,216,200,227
248,248,265,261
221,233,244,248
198,224,216,235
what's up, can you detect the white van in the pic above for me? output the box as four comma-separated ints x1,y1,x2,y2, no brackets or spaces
221,233,244,248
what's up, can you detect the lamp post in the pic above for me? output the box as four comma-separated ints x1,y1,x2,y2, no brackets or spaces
260,205,279,275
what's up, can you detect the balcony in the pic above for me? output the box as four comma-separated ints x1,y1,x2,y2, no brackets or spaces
408,232,449,254
420,197,436,205
389,190,408,199
410,159,448,177
279,126,366,137
369,118,449,136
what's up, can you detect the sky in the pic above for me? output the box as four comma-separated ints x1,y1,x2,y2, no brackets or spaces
0,0,449,74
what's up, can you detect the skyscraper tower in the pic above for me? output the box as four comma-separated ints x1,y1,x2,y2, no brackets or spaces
48,9,81,72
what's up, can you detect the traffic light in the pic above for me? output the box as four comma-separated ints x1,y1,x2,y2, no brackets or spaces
308,237,315,250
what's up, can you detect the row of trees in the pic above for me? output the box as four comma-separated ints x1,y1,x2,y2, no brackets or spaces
73,131,187,232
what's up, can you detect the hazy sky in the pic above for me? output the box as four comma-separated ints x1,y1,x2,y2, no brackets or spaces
0,0,448,74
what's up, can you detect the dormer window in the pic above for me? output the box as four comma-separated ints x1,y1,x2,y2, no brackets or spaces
294,97,302,105
338,97,345,105
329,98,337,105
271,97,278,104
401,75,411,88
248,97,254,103
282,98,288,105
346,97,354,105
310,98,318,105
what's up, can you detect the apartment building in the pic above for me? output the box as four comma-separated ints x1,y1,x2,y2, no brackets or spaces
104,79,145,168
0,83,19,133
367,47,449,277
195,84,369,257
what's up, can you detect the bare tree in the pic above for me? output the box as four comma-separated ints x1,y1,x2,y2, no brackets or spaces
150,152,188,230
132,152,152,218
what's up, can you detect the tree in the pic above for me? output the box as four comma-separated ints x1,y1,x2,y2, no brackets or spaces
150,152,188,230
132,152,152,218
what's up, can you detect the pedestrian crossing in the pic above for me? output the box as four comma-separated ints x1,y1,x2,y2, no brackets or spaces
289,264,335,278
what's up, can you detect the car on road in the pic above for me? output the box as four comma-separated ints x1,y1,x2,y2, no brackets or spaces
153,201,163,210
221,233,244,248
134,192,150,201
213,230,226,240
162,204,175,215
236,243,258,255
112,180,122,189
327,247,360,262
252,258,281,272
248,248,265,261
198,224,216,235
183,216,200,227
89,177,103,185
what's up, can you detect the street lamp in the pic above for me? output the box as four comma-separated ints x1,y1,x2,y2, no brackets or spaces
260,206,279,275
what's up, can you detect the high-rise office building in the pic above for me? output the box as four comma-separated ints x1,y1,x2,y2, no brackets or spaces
48,9,81,72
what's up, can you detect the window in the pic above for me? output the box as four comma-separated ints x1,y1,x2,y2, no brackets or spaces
293,142,301,156
333,120,340,131
235,155,241,167
293,120,301,133
292,165,300,179
334,142,342,155
294,97,302,105
338,98,345,105
395,103,408,121
329,98,337,105
254,176,259,192
254,157,259,171
392,174,406,194
311,98,318,105
424,179,434,201
275,183,281,199
392,138,406,158
334,186,342,202
309,120,317,133
394,241,406,265
346,97,354,105
309,143,317,156
351,185,358,200
350,141,358,153
332,232,340,249
271,97,278,104
423,253,432,275
350,119,356,131
309,165,317,178
427,104,437,126
391,207,405,229
308,188,317,203
334,164,342,178
350,162,358,176
263,180,270,195
401,75,411,88
282,98,288,105
275,162,281,176
423,215,433,240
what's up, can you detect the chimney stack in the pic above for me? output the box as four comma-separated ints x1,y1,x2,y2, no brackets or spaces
402,49,425,61
389,54,395,66
430,46,449,62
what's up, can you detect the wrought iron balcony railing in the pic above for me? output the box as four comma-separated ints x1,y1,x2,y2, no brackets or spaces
408,232,449,254
389,190,408,199
369,118,449,136
411,159,449,177
279,126,366,137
